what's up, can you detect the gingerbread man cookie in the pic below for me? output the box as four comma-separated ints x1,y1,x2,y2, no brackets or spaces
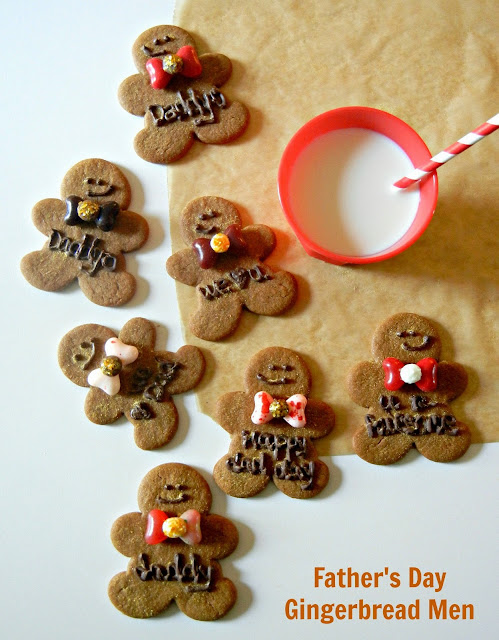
213,347,335,499
20,159,148,307
118,25,249,164
109,463,238,620
347,313,471,465
58,318,205,450
166,196,298,341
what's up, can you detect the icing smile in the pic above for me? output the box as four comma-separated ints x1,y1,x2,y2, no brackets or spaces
83,178,114,198
257,364,295,385
157,484,188,504
396,330,433,352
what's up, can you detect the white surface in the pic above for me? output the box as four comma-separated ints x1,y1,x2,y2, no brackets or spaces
0,1,497,639
289,128,420,256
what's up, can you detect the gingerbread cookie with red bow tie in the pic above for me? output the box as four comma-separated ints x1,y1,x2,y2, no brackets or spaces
58,317,205,450
109,463,238,620
20,158,148,307
118,25,249,164
166,196,297,341
347,313,471,465
213,347,335,499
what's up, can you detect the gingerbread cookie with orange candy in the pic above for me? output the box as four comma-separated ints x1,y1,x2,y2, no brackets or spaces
213,347,335,499
166,196,298,341
58,317,205,450
108,463,238,620
347,313,471,465
118,25,249,164
20,158,148,307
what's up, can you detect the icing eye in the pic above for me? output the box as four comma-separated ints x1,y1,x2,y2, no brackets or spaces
164,484,174,490
175,484,187,490
84,177,95,185
396,330,418,337
96,179,105,186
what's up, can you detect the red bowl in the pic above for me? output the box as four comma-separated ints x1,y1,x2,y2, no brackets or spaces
277,107,438,265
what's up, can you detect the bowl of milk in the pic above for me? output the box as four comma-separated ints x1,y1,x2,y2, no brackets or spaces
278,107,438,264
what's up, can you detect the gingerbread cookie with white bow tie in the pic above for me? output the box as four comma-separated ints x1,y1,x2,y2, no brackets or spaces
58,318,205,450
109,463,238,620
20,159,148,307
118,25,249,164
347,313,471,465
213,347,335,499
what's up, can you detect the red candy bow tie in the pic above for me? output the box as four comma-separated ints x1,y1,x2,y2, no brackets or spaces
382,357,438,392
146,46,202,90
145,509,202,545
251,391,308,428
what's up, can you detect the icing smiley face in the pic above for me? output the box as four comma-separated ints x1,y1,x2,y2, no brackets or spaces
372,313,441,363
137,463,212,516
245,347,312,398
180,196,241,245
131,25,195,74
60,158,131,209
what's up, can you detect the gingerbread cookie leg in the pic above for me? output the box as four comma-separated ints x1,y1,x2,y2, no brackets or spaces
273,457,330,499
352,428,414,465
213,453,271,497
108,571,173,618
21,249,79,291
415,423,471,462
190,295,243,341
78,253,136,307
194,102,249,144
175,562,237,621
126,399,179,450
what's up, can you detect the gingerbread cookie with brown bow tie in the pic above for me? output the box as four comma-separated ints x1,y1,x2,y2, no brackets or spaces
20,158,148,307
109,463,238,620
118,25,249,164
58,317,205,450
213,347,335,499
166,196,298,341
347,313,471,465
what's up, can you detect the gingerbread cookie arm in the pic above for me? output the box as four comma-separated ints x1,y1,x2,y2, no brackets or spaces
110,512,145,556
216,391,253,434
119,317,156,351
193,514,238,559
78,252,136,307
166,248,202,287
303,398,335,438
242,225,276,261
102,211,149,254
198,53,233,86
31,198,66,236
159,346,205,395
118,74,153,116
436,362,468,401
346,361,383,407
21,248,80,292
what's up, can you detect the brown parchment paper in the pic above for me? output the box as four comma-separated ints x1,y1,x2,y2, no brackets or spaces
168,0,498,455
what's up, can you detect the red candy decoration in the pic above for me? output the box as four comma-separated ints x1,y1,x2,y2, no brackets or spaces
145,46,202,90
145,509,169,545
382,357,438,392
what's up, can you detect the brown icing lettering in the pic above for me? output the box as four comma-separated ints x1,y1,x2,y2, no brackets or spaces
274,459,315,490
241,429,308,460
410,395,438,411
148,88,227,127
365,412,459,437
135,553,212,592
379,395,401,413
226,451,267,475
199,265,272,300
49,230,117,276
129,360,179,402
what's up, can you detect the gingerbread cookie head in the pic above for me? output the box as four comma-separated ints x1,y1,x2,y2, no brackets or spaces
58,318,205,450
20,159,148,307
137,463,212,516
118,25,249,164
166,196,298,341
131,25,196,75
60,158,131,210
214,347,335,499
347,313,471,465
109,463,238,620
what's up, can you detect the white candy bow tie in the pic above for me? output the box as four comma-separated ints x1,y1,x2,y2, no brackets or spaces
87,338,139,396
251,391,307,428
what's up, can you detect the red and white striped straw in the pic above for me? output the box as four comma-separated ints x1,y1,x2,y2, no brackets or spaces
393,113,499,189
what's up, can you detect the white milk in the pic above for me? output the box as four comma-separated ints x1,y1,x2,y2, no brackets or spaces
289,128,421,257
